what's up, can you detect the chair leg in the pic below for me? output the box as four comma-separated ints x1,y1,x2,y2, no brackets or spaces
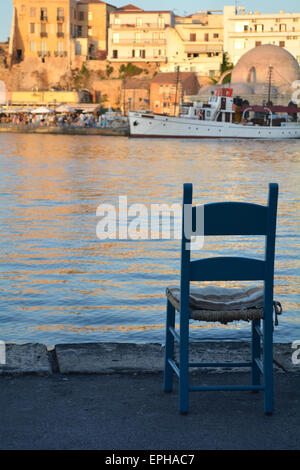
163,299,175,393
251,319,261,390
263,314,274,415
179,312,189,414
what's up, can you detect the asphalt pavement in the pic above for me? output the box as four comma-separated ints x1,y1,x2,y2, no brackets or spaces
0,370,299,450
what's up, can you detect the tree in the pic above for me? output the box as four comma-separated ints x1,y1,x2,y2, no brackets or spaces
210,52,233,85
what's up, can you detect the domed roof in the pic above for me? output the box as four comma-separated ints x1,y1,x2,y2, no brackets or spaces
231,45,300,87
230,82,254,95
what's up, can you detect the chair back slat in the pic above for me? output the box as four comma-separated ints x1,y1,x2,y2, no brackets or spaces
192,202,268,236
190,257,265,282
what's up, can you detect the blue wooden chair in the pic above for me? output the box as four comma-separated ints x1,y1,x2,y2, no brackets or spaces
163,183,279,414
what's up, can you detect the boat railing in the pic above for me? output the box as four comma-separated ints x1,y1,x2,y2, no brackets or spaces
242,107,273,126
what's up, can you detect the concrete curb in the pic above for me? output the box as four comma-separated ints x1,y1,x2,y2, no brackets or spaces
0,342,299,376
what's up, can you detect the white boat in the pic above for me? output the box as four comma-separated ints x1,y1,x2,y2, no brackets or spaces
128,88,300,139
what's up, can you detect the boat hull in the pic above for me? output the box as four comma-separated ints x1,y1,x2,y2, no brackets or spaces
129,112,300,139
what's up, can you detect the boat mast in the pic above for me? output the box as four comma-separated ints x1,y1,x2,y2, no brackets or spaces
174,66,180,117
267,65,273,104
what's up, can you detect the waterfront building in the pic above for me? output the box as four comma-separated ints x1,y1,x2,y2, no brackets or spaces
9,0,116,65
107,4,174,63
224,5,300,66
150,72,198,115
160,10,224,83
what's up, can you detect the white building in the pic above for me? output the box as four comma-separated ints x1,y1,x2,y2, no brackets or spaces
108,4,174,63
224,5,300,66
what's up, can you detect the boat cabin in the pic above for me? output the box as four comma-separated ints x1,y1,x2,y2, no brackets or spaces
180,88,235,123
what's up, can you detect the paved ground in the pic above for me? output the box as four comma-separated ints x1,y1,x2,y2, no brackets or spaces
0,370,299,450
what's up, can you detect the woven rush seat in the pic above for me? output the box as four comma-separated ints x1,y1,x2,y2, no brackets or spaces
166,286,264,324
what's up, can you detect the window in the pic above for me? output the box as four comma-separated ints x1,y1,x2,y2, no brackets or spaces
77,25,82,37
79,11,84,21
235,22,249,32
136,18,142,27
204,33,209,41
113,49,118,58
255,24,264,32
158,17,165,28
40,23,47,37
135,32,141,42
57,23,64,36
113,32,119,43
133,49,145,58
30,23,35,34
57,8,64,20
114,15,120,24
255,41,262,47
279,41,285,47
75,42,82,55
279,24,286,32
190,33,196,41
234,39,245,49
88,11,93,21
88,26,92,37
30,7,36,17
57,41,63,55
40,8,47,21
213,33,219,38
30,41,36,52
41,41,47,55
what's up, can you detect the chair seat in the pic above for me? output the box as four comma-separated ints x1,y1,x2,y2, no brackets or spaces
166,286,264,324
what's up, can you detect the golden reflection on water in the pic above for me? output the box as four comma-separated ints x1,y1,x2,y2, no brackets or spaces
0,134,299,344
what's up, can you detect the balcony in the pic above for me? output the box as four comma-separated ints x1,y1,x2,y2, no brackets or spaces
183,43,223,53
111,23,168,29
40,16,48,22
109,54,166,61
40,32,48,38
37,51,51,57
57,32,64,38
113,38,167,45
57,16,64,22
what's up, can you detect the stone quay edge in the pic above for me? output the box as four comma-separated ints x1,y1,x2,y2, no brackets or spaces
0,342,299,376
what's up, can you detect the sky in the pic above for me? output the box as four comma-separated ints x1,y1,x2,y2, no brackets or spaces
0,0,299,42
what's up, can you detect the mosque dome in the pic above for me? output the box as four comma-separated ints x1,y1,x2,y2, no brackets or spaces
231,45,300,88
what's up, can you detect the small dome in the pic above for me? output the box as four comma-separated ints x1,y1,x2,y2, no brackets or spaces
198,85,219,95
231,45,300,87
231,82,254,95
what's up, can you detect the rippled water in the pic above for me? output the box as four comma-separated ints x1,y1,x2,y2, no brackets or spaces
0,134,299,345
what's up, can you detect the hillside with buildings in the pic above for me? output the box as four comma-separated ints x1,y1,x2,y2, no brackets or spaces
1,1,300,111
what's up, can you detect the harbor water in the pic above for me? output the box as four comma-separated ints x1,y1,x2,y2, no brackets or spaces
0,133,299,345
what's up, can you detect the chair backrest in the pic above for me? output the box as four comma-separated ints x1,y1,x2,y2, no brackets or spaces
180,183,278,315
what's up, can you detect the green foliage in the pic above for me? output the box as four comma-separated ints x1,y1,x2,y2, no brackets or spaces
210,52,233,85
106,64,114,77
220,52,233,75
73,63,90,89
119,63,143,78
